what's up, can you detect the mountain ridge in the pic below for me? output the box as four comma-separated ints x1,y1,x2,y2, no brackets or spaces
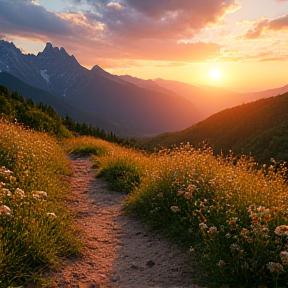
0,40,202,137
142,91,288,165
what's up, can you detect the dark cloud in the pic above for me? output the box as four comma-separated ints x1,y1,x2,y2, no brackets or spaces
244,14,288,39
0,0,72,37
0,0,231,64
84,0,239,39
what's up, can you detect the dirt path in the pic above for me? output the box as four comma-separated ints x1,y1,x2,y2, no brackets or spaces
49,156,204,288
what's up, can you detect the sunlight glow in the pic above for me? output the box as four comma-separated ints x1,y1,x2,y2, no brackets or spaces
209,68,222,80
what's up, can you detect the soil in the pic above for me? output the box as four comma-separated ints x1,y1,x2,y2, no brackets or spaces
46,155,205,288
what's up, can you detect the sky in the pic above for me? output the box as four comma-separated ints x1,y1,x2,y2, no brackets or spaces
0,0,288,92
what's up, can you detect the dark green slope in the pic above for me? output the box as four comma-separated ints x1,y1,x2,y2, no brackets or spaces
143,92,288,164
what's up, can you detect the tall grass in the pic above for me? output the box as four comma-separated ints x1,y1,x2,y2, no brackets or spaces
59,136,288,287
0,121,81,287
62,136,111,156
125,144,288,287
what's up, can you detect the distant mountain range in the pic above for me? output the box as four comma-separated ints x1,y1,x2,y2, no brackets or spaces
0,40,201,137
121,76,288,119
1,40,287,138
142,91,288,165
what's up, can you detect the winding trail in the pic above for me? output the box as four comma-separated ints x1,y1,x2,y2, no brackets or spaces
49,156,204,288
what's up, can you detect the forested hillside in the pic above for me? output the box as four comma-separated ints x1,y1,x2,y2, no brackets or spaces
0,85,121,143
143,92,288,165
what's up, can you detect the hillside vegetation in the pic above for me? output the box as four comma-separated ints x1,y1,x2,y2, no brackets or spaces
143,92,288,165
0,120,81,287
0,85,123,144
1,86,288,287
67,137,288,287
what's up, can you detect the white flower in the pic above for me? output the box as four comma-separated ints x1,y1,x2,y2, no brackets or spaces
280,251,288,265
267,262,284,274
199,222,208,229
208,226,218,233
2,188,12,197
47,212,57,218
1,205,12,216
15,188,25,198
171,206,180,213
274,225,288,237
35,191,47,197
230,244,240,251
0,166,12,177
217,260,225,268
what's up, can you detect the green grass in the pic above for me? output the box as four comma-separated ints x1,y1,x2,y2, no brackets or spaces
0,120,81,287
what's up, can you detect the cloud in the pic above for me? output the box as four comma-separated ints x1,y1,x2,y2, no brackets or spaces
84,0,240,39
244,14,288,39
0,0,72,38
0,0,239,64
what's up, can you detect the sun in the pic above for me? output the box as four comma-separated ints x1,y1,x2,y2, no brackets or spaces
209,68,222,80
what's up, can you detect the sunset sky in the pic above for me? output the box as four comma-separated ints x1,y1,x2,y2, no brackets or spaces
1,0,288,92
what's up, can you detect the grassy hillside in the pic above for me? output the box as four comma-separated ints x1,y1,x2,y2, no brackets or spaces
0,120,81,287
67,137,288,287
142,92,288,165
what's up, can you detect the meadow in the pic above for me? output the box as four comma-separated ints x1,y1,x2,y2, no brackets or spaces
1,125,288,287
72,137,288,287
0,120,81,287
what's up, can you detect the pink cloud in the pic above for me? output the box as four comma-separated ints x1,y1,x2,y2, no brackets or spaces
244,14,288,39
0,0,235,64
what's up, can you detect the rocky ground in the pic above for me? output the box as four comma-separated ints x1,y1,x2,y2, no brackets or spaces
46,156,205,288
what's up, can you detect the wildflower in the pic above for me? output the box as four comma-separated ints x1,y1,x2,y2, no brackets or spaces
274,225,288,237
189,247,195,253
184,191,192,200
2,188,12,197
230,244,240,251
0,166,12,177
171,206,180,213
199,222,208,229
225,233,231,239
15,188,25,198
208,226,218,233
280,251,288,266
267,262,284,274
217,260,225,268
47,212,57,218
35,191,47,197
0,205,12,216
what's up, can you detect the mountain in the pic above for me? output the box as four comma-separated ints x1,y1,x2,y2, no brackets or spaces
154,78,288,119
0,72,132,135
142,92,288,165
0,40,202,137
